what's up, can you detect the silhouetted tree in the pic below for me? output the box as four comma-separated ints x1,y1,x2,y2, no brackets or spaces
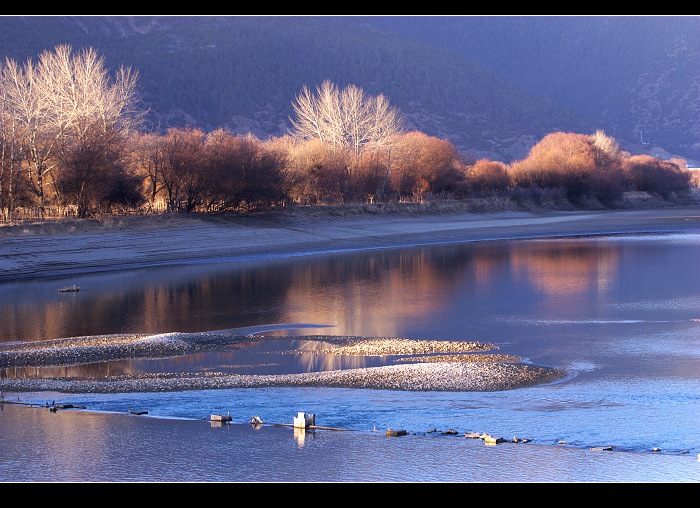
55,124,136,217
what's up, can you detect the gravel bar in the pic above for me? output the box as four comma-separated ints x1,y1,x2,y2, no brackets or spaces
0,333,565,393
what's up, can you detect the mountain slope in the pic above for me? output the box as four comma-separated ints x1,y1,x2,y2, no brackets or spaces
369,15,700,159
0,15,696,163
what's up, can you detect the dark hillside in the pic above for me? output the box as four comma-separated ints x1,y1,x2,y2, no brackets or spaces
0,16,589,161
368,15,700,159
0,15,696,162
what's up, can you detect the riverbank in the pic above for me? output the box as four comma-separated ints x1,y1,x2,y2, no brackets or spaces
2,202,700,282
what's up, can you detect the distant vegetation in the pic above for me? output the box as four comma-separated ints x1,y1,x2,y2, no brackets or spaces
0,45,696,222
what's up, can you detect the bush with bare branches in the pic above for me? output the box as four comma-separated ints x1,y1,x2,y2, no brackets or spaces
466,159,510,196
622,155,692,198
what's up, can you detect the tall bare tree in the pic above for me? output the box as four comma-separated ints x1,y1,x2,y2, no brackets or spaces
1,55,55,217
0,44,143,218
0,64,27,221
290,80,404,181
48,46,143,216
290,80,340,145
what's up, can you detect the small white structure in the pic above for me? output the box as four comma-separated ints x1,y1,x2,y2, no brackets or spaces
293,411,315,429
211,411,232,422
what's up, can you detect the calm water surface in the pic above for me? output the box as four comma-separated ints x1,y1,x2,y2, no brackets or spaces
1,231,699,482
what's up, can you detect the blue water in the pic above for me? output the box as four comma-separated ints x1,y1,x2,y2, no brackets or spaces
2,230,700,481
3,402,697,482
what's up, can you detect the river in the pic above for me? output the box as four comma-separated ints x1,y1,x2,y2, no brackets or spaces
1,222,699,482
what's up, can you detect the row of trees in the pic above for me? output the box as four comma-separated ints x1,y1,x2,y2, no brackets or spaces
0,44,143,220
0,46,696,222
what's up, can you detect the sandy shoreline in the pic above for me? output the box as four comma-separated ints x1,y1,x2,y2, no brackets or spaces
2,204,700,282
1,204,699,395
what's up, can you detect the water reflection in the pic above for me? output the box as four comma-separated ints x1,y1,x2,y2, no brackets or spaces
0,360,138,380
0,338,400,379
1,244,500,344
2,234,699,383
510,240,620,296
294,427,311,447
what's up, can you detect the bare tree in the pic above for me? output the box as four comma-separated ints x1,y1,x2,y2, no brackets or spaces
467,159,510,196
368,93,404,199
128,132,167,212
46,46,143,215
1,55,56,217
290,80,404,183
0,64,28,221
290,80,342,145
0,45,143,218
205,130,288,212
159,127,207,213
56,123,132,217
389,131,461,201
340,84,371,168
591,129,620,168
368,93,404,149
